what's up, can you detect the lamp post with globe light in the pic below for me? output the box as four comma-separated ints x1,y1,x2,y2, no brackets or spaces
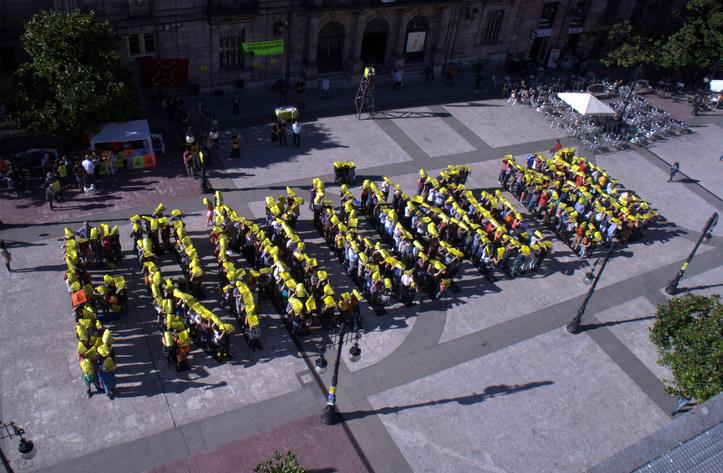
315,315,362,425
1,420,36,469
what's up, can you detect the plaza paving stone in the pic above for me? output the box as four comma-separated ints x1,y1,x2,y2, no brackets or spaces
1,91,721,473
645,123,723,199
367,328,671,473
441,99,567,148
591,296,672,383
388,106,475,158
216,114,413,190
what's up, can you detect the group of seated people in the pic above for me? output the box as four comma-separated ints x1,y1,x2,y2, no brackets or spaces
499,149,658,257
131,203,234,366
63,227,121,399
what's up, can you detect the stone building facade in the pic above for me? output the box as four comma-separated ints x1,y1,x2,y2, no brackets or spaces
0,0,638,92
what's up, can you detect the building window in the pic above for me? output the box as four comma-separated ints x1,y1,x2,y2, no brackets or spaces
128,0,152,17
219,29,245,70
127,32,155,57
570,1,590,28
482,11,504,44
53,0,78,11
538,1,559,29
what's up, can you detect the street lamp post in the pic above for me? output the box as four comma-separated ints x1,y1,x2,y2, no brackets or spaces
567,244,615,334
1,420,36,469
665,212,719,295
617,63,644,127
317,319,362,425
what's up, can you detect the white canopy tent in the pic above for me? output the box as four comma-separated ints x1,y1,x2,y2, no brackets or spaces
557,92,616,116
90,119,164,157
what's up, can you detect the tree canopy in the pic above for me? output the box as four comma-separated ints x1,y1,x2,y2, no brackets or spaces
650,294,722,403
602,0,723,72
7,10,137,136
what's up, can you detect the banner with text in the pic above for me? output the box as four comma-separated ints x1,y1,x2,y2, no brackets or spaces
242,40,284,57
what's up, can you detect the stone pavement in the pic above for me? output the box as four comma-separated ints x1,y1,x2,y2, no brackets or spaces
0,84,722,473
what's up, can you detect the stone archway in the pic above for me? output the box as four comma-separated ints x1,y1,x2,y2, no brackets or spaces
404,15,429,63
317,21,345,73
360,18,389,68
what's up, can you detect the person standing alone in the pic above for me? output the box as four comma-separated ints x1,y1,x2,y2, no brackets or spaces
292,120,301,148
668,162,680,182
393,69,403,91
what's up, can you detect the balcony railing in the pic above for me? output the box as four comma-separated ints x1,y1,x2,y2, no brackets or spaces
209,0,260,15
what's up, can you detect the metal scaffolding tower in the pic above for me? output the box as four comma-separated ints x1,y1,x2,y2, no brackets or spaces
354,66,376,119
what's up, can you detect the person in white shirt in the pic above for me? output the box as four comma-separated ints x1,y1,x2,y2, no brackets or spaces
81,155,96,190
321,77,330,98
291,120,301,147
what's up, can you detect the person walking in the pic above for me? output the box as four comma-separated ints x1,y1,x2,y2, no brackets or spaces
232,92,240,116
97,347,117,400
0,240,11,272
230,134,241,158
45,172,58,210
424,64,433,82
81,154,95,191
550,139,562,154
393,69,403,91
321,77,330,99
279,121,288,146
183,149,194,179
292,120,301,148
668,162,680,182
446,63,458,86
474,70,483,92
80,356,102,398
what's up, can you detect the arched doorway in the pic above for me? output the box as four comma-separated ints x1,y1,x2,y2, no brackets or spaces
404,15,429,63
317,22,345,73
360,18,389,67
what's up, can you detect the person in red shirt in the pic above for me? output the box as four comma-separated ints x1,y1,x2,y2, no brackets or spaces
550,139,561,154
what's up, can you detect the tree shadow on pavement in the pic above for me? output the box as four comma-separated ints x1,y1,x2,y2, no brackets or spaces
341,381,554,421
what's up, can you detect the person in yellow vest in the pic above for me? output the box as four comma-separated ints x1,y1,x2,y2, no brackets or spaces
320,294,336,330
97,344,117,399
246,313,262,351
80,355,102,398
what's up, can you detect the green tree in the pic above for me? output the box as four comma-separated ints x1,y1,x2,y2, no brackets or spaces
650,294,722,403
254,451,307,473
600,21,660,68
660,0,723,70
602,0,722,71
7,10,137,136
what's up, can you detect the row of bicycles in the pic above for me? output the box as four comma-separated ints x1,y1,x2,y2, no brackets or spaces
509,79,691,153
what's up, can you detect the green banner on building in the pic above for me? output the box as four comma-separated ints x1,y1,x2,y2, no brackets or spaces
241,39,284,57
